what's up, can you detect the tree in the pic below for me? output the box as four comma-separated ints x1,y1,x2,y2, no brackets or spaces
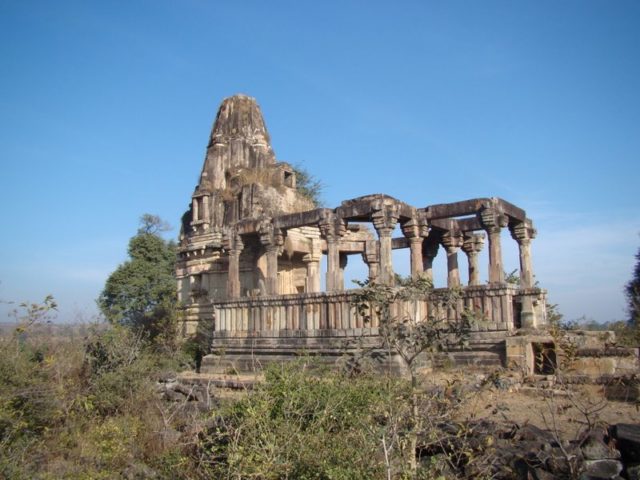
626,245,640,327
98,215,177,343
292,163,323,207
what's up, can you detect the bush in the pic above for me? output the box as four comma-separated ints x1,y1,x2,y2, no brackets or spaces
0,298,191,479
196,359,412,479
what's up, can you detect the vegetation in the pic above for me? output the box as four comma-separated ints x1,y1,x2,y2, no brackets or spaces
199,361,412,479
625,245,640,328
292,163,323,207
3,224,639,478
0,297,185,479
98,214,178,346
351,277,473,477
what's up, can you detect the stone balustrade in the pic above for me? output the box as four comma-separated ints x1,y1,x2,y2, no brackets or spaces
208,285,545,341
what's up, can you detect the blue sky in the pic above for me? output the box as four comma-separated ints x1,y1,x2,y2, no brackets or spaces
1,0,638,324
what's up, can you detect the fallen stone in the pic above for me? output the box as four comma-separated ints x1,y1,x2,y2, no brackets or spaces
580,430,620,460
611,424,640,463
163,389,186,402
580,459,623,479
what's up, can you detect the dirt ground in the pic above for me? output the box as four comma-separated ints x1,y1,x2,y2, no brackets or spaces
423,369,640,439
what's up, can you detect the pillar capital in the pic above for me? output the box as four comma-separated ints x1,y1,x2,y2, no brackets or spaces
461,232,485,255
319,213,346,242
401,215,429,240
441,230,464,253
509,220,537,245
479,207,508,234
371,204,400,236
258,222,284,252
222,229,244,255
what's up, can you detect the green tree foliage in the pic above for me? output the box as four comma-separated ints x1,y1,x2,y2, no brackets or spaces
626,245,640,327
98,215,178,343
292,163,323,207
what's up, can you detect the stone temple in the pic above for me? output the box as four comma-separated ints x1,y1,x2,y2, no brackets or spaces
177,94,547,373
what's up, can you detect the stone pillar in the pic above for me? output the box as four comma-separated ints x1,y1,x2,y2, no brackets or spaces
401,217,428,279
462,233,485,286
510,221,538,328
259,223,284,295
223,230,244,299
363,240,379,283
480,207,508,284
265,245,279,295
441,231,463,288
422,238,440,283
371,204,399,285
319,214,346,292
510,221,536,288
336,253,348,291
192,197,199,222
303,239,322,293
202,195,210,230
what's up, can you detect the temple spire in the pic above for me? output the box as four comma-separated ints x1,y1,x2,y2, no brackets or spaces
199,94,276,191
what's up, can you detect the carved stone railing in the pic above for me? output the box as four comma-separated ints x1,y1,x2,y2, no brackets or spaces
209,285,546,339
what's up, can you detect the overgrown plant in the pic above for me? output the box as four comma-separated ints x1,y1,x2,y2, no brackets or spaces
194,360,410,479
351,277,473,477
292,163,323,207
544,304,579,374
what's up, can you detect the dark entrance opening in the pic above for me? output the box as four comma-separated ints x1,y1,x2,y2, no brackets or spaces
533,342,557,374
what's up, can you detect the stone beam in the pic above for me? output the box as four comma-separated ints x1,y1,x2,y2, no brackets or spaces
337,194,413,222
273,208,328,230
421,197,526,223
422,198,492,220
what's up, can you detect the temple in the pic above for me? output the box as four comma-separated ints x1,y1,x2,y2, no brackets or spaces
177,94,547,372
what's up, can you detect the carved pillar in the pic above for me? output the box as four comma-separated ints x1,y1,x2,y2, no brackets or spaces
510,221,536,288
319,214,346,292
202,195,210,230
441,231,463,288
422,237,440,282
371,204,399,285
303,239,322,293
259,223,284,295
510,221,538,328
462,233,485,286
480,207,508,284
402,216,428,279
337,253,348,291
192,197,199,222
363,240,379,283
223,230,244,299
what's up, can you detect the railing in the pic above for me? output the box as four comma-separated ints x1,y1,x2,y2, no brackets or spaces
210,285,546,338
